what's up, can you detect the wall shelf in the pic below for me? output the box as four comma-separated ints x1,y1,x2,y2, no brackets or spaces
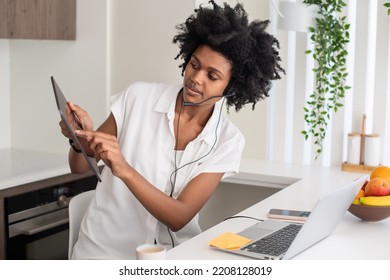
0,0,76,40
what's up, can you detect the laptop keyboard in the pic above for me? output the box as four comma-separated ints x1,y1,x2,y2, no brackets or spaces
241,223,303,256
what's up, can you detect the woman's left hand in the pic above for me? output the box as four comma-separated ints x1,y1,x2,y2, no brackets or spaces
75,130,130,179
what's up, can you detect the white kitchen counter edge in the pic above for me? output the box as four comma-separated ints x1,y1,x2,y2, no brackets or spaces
0,148,70,190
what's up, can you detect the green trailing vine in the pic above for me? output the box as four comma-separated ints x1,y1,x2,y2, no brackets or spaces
301,0,350,159
385,2,390,15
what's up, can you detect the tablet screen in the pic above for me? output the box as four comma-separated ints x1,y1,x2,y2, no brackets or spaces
51,76,102,182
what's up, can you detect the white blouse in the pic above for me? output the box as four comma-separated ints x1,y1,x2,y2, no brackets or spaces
72,82,245,259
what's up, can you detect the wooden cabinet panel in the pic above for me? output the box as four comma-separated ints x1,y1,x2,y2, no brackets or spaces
0,0,76,40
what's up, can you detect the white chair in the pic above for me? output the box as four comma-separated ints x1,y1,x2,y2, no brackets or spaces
68,190,95,259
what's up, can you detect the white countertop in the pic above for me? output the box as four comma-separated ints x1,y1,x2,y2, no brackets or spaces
167,159,390,260
0,148,70,190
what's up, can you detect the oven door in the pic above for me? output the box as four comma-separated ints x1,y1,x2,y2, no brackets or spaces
7,203,69,260
4,175,97,259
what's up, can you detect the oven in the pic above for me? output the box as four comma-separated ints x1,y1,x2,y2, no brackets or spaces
4,175,97,260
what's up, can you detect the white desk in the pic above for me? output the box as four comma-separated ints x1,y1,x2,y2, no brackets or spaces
167,159,390,260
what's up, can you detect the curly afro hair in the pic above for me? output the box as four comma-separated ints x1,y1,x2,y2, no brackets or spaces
173,0,285,111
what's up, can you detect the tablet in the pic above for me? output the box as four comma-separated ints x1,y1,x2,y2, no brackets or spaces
51,76,102,182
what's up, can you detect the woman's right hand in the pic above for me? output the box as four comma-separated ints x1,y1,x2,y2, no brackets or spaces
59,101,94,140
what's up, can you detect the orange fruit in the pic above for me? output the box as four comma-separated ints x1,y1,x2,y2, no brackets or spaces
352,189,366,204
355,189,365,199
370,165,390,185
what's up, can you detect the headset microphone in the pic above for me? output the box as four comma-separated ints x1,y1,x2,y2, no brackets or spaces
183,80,236,106
183,91,235,106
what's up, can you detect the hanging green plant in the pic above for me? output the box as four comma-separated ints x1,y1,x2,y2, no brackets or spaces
385,2,390,15
301,0,350,159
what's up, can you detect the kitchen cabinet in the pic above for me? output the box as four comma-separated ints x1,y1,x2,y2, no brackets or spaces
0,0,76,40
0,148,99,259
0,171,98,259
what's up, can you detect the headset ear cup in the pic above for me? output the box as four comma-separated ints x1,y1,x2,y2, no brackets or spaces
223,80,236,97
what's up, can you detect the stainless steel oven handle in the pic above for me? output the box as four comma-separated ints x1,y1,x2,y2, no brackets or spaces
20,218,69,236
8,209,69,238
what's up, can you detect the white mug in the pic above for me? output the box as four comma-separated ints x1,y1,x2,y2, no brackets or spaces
136,244,166,260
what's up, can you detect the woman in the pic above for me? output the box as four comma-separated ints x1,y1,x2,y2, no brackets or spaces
60,1,284,259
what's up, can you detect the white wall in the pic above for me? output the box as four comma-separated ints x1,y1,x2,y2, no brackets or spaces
0,40,11,149
6,0,108,154
109,0,194,94
5,0,388,168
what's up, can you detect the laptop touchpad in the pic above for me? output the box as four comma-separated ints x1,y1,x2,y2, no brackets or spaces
238,227,273,240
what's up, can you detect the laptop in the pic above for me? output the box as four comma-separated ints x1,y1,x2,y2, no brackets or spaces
214,175,368,260
51,76,102,182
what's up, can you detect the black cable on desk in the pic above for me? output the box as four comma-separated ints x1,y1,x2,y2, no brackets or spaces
223,215,264,222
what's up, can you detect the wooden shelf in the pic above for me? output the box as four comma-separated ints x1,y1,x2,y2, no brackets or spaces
0,0,76,40
341,162,376,174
